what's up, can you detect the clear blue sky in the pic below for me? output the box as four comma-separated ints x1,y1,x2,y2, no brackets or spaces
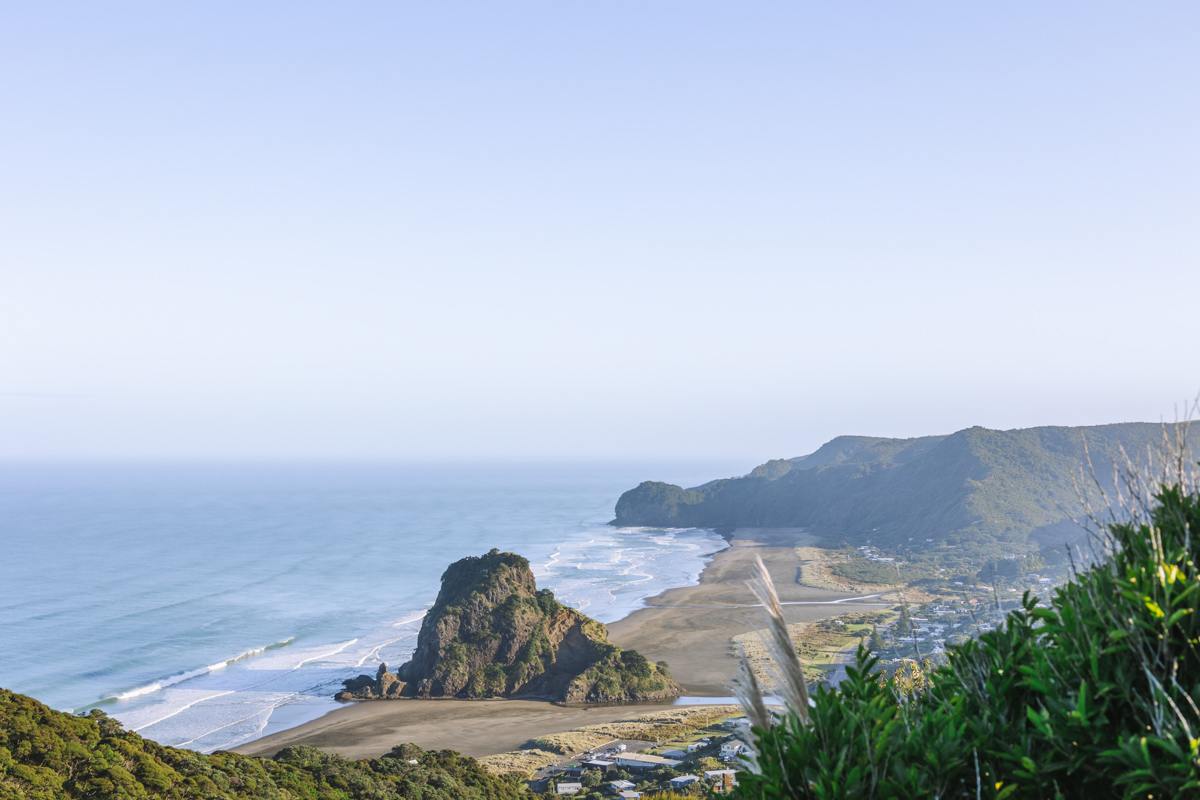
2,3,1197,460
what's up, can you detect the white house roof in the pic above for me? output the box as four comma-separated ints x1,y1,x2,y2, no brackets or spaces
616,754,683,767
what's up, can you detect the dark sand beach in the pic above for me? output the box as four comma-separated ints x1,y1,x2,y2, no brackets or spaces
234,530,884,759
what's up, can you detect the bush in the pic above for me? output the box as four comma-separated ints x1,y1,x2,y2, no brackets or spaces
0,692,526,800
737,476,1200,799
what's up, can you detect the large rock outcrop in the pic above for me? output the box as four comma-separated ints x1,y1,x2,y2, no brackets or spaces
337,549,681,703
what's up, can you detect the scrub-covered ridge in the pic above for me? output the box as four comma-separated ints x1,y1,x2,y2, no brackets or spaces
0,687,522,800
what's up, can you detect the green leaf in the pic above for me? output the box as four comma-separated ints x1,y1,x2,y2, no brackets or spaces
1167,608,1193,627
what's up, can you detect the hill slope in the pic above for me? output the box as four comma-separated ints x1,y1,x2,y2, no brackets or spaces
339,549,680,703
0,687,522,800
614,423,1194,566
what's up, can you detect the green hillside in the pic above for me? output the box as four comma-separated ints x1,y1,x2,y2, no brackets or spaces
614,423,1194,568
0,688,523,800
737,476,1200,799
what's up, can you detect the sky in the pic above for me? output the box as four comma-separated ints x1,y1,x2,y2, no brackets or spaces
1,2,1198,461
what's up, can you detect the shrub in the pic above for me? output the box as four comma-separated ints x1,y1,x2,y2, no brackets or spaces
736,443,1200,799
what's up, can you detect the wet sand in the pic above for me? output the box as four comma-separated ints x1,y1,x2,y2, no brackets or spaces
234,529,886,759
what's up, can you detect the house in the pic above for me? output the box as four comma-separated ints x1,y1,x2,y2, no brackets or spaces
614,754,683,770
610,780,636,792
669,775,701,788
557,783,582,795
719,741,744,761
618,792,641,800
660,749,687,759
705,770,739,793
585,760,613,769
686,742,703,753
705,770,738,781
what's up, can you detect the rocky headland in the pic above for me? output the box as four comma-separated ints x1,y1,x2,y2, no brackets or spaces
337,549,681,703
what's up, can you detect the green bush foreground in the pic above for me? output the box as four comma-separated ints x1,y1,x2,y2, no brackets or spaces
739,483,1200,800
0,691,523,800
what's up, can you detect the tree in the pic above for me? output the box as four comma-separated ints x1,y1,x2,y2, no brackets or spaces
869,625,884,651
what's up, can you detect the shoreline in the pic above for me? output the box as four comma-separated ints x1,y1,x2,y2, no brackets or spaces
234,528,884,760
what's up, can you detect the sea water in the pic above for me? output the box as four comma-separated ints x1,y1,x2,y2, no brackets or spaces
0,461,742,753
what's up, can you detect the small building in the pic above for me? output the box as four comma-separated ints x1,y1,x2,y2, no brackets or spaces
618,792,641,800
705,770,739,793
557,783,582,795
719,742,744,761
614,753,683,770
660,749,687,759
686,742,703,753
585,760,614,769
669,775,701,787
610,780,636,792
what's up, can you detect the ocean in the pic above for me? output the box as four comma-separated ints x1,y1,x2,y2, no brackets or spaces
0,460,744,754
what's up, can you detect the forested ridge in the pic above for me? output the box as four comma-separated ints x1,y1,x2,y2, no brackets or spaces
0,689,524,800
615,423,1195,568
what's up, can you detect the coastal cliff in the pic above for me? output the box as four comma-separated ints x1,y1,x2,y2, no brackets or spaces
338,549,681,703
613,423,1197,567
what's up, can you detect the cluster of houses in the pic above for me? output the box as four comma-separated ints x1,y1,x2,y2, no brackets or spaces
548,720,752,796
555,770,739,797
856,545,901,564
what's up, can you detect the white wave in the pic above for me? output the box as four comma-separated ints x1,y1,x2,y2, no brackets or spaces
111,528,728,751
104,638,296,701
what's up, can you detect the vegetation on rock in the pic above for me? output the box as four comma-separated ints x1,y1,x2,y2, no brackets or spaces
340,550,680,703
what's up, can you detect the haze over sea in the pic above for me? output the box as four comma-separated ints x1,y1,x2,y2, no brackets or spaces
0,461,744,754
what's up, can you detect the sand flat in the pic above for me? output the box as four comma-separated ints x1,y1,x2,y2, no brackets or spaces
234,530,885,759
607,529,888,694
232,698,682,759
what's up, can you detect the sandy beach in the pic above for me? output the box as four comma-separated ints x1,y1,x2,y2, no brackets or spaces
235,529,885,760
607,529,889,694
233,697,684,760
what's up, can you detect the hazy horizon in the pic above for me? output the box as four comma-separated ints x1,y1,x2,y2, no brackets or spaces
3,3,1198,461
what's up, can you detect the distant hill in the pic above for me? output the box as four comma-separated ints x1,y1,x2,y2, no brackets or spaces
613,423,1195,568
339,549,680,703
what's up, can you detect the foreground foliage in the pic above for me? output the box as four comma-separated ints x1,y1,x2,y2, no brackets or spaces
737,480,1200,799
0,690,524,800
